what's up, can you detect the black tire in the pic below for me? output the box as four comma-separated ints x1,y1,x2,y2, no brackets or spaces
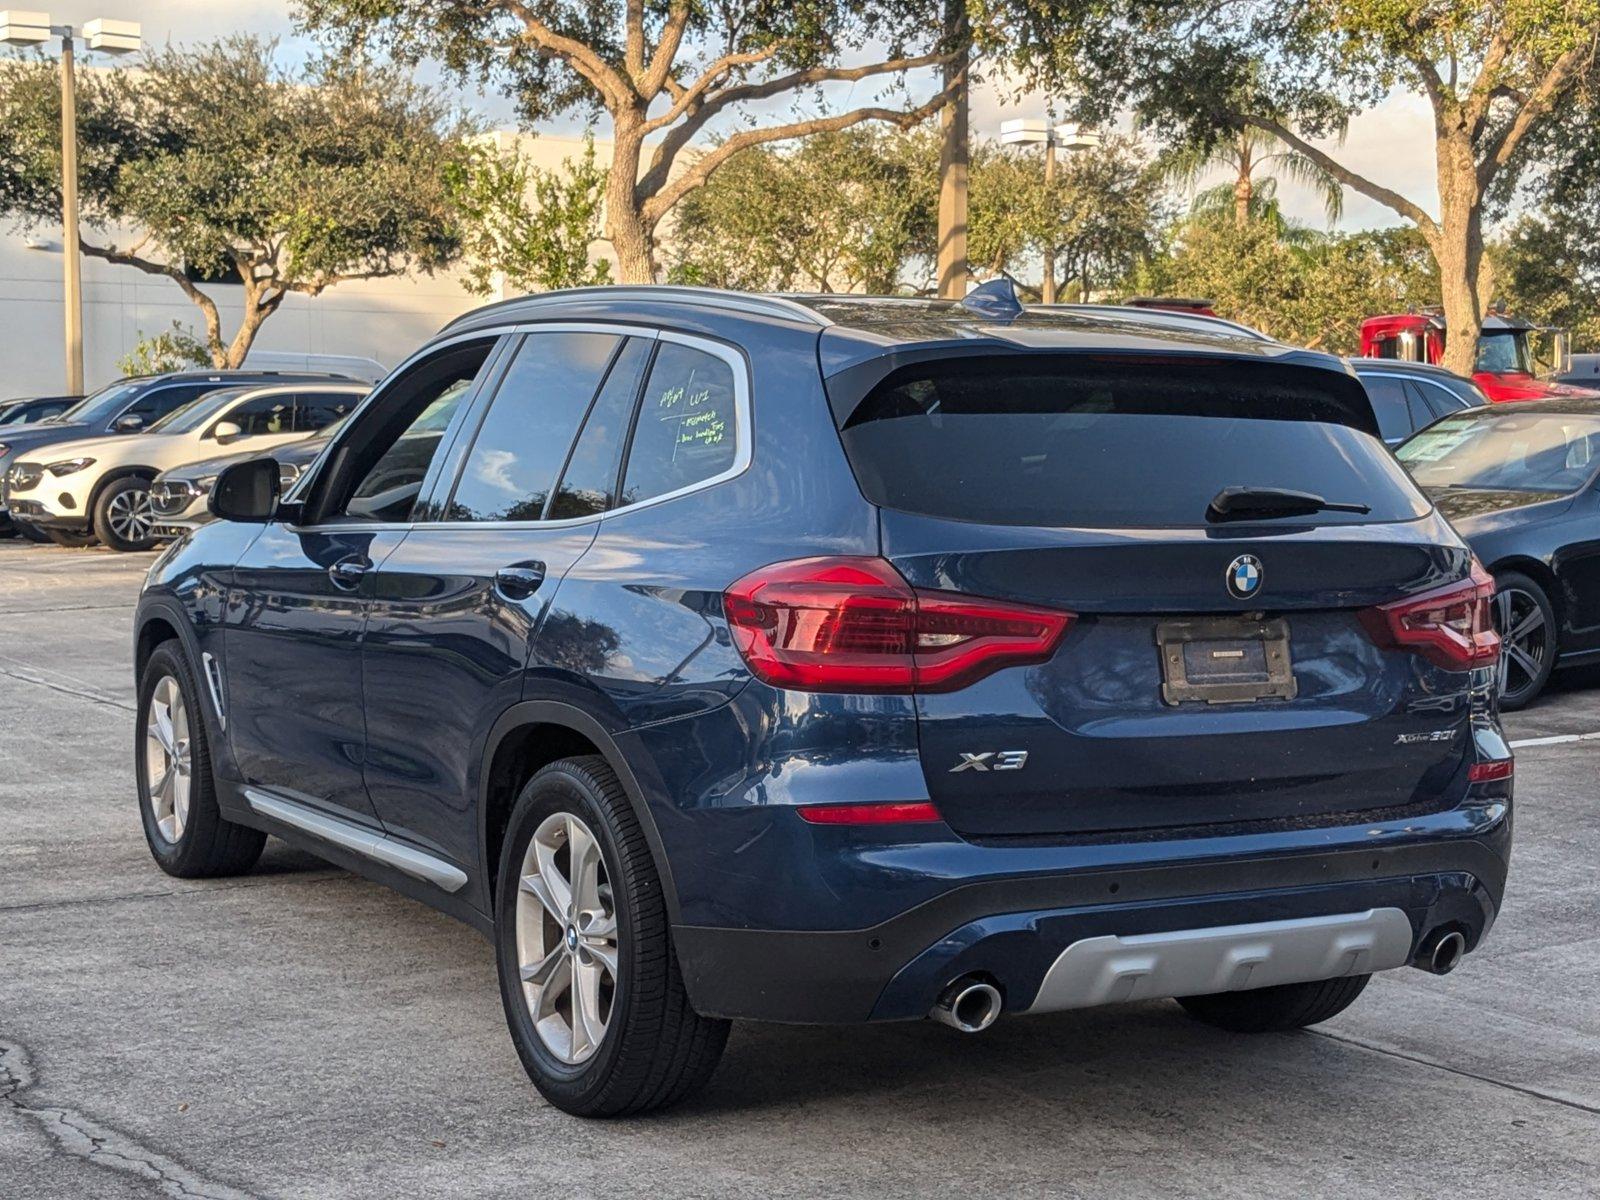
93,475,160,551
44,527,97,548
1177,974,1371,1033
1493,570,1556,711
136,642,266,878
494,756,729,1117
16,521,51,544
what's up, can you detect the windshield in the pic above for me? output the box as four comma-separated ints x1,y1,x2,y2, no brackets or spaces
55,382,144,425
1475,331,1532,375
1398,410,1600,494
146,388,239,434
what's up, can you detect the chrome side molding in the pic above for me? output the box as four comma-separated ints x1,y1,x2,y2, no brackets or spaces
243,788,468,893
1027,908,1414,1013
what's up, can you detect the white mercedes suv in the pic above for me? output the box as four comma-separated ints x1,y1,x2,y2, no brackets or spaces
4,382,366,550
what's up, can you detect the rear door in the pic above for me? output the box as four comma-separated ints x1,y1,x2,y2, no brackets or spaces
358,329,648,866
836,353,1477,839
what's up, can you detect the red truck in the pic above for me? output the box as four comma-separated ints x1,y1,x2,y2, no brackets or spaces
1360,309,1598,402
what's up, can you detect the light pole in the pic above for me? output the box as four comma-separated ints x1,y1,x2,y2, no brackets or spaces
1,12,141,394
999,117,1101,304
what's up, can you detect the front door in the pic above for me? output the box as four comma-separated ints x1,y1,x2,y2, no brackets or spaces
360,330,650,876
222,337,501,825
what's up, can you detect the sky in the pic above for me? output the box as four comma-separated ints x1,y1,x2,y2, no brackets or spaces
41,0,1443,235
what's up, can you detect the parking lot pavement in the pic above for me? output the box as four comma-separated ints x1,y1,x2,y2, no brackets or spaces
3,537,1598,1200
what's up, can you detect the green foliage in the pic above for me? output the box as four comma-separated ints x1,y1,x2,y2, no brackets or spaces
447,135,611,295
1495,214,1600,351
1129,221,1438,353
667,127,936,293
0,37,472,366
116,322,212,377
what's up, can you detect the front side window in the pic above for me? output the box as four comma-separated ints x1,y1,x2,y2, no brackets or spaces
1361,376,1413,441
447,331,621,522
215,392,295,438
124,383,220,423
618,342,740,508
319,340,496,523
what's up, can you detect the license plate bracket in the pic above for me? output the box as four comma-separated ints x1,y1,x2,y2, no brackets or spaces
1157,616,1297,705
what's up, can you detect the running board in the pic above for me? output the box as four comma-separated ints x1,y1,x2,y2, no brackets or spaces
243,788,468,893
1027,909,1413,1012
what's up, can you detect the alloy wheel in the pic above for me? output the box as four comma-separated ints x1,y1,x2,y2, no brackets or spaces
109,486,156,543
1493,585,1549,706
515,811,619,1065
144,675,192,843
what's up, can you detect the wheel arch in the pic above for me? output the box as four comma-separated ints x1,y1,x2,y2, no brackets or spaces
478,701,680,925
1486,554,1563,631
87,466,160,522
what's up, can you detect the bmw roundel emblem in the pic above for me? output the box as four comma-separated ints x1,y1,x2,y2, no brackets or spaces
1226,554,1263,599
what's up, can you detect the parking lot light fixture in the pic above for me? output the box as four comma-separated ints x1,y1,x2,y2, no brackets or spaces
998,115,1103,304
0,12,142,396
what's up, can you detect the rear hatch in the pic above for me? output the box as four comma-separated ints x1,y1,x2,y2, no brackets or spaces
833,352,1482,839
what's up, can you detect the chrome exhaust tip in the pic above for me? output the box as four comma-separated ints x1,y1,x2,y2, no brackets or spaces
930,978,1002,1033
1415,929,1467,975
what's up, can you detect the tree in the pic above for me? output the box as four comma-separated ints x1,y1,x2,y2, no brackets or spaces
1129,220,1438,353
1002,1,1600,374
293,0,972,283
0,38,467,368
447,134,611,295
668,126,935,292
116,322,211,376
1160,128,1343,229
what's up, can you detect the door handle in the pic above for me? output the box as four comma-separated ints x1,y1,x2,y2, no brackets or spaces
494,563,546,601
328,556,372,591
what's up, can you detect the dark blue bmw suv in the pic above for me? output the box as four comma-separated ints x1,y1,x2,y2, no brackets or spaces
133,284,1513,1116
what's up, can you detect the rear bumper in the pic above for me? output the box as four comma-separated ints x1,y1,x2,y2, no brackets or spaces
672,798,1510,1023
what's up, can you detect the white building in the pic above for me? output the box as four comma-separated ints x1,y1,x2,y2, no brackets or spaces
1,133,624,397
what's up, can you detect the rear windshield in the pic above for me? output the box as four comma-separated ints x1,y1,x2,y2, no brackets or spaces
835,356,1429,528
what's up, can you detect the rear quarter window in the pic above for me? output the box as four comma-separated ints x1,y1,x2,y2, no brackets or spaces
834,356,1430,528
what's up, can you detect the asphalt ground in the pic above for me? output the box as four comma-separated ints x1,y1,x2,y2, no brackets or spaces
2,538,1597,1199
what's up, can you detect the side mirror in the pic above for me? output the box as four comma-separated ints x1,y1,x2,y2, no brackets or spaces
113,413,145,432
209,457,280,523
212,420,243,442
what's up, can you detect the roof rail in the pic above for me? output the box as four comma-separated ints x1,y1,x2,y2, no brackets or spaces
444,285,833,330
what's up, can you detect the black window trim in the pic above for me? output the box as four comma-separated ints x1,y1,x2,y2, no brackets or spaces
283,322,753,533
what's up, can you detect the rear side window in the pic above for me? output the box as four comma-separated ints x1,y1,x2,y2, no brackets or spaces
295,391,360,432
1362,376,1413,441
220,392,295,437
447,331,620,522
548,338,651,520
619,343,739,507
836,356,1430,528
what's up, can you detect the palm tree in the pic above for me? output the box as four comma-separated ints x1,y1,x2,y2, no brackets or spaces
1161,128,1345,229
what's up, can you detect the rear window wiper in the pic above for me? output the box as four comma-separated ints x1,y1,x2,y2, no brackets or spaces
1206,485,1372,523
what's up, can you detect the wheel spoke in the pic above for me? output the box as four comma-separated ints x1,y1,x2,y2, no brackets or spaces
1508,642,1540,678
579,909,617,940
520,944,566,988
519,871,565,924
534,951,573,1024
1509,607,1545,641
568,819,602,913
582,939,618,979
151,702,175,756
572,957,606,1057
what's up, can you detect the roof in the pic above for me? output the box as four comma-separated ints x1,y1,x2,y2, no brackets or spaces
1350,358,1476,382
440,283,1335,373
1447,396,1600,418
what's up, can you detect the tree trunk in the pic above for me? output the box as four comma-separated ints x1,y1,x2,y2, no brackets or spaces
1234,167,1252,228
605,113,657,284
936,0,970,299
1434,140,1486,378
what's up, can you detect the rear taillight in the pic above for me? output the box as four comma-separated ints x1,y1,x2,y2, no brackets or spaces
723,556,1072,693
1468,759,1513,784
1360,561,1500,672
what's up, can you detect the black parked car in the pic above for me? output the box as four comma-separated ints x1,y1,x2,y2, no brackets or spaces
1352,359,1488,447
135,284,1511,1116
1398,397,1600,708
0,395,80,427
0,370,351,543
